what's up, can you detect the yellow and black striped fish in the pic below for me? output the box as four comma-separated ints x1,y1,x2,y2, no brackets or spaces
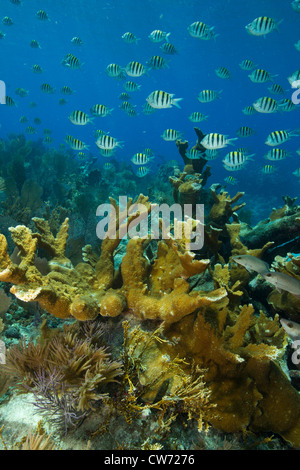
262,165,276,174
36,10,49,21
125,61,146,77
161,129,183,141
265,129,300,146
71,36,83,46
62,53,81,69
40,83,55,94
264,148,290,161
248,68,275,83
197,89,222,103
124,81,141,92
246,16,282,36
106,63,123,77
68,110,93,125
146,90,182,109
253,96,278,113
148,30,170,42
147,55,168,70
90,104,113,117
131,153,154,165
32,64,43,74
96,134,123,150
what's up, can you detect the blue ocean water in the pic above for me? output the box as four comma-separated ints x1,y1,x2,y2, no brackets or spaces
0,0,299,224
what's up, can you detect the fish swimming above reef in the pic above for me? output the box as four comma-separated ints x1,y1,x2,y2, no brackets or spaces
262,271,300,298
232,254,269,274
280,318,300,341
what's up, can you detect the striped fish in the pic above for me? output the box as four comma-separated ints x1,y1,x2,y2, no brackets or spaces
106,63,123,77
119,101,135,112
189,112,208,122
278,98,297,112
161,129,183,141
61,86,74,95
66,136,89,151
68,110,93,125
253,96,278,113
32,65,43,74
264,148,290,161
122,32,140,44
215,66,231,79
160,42,178,54
71,36,83,46
136,166,151,177
187,21,216,40
90,104,113,117
147,55,168,70
248,68,276,83
125,61,146,77
119,92,131,101
239,59,256,71
96,134,123,150
62,53,82,69
36,10,49,21
201,133,237,150
197,89,222,103
236,126,256,137
146,90,182,109
246,16,282,36
242,106,257,115
268,83,285,95
262,165,277,174
224,176,238,185
265,129,300,146
131,153,154,165
40,83,55,94
148,30,170,43
222,151,254,167
124,81,141,92
185,149,203,159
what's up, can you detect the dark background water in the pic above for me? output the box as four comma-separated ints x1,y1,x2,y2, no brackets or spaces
0,0,299,225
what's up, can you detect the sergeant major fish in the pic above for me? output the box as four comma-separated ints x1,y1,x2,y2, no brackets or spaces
146,90,182,109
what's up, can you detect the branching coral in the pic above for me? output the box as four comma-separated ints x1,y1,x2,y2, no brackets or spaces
0,197,226,325
209,190,246,227
0,194,152,321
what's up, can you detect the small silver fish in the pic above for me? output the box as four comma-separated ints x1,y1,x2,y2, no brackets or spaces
232,254,269,274
262,271,300,297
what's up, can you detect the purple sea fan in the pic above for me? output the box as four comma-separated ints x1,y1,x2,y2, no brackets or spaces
30,368,88,435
